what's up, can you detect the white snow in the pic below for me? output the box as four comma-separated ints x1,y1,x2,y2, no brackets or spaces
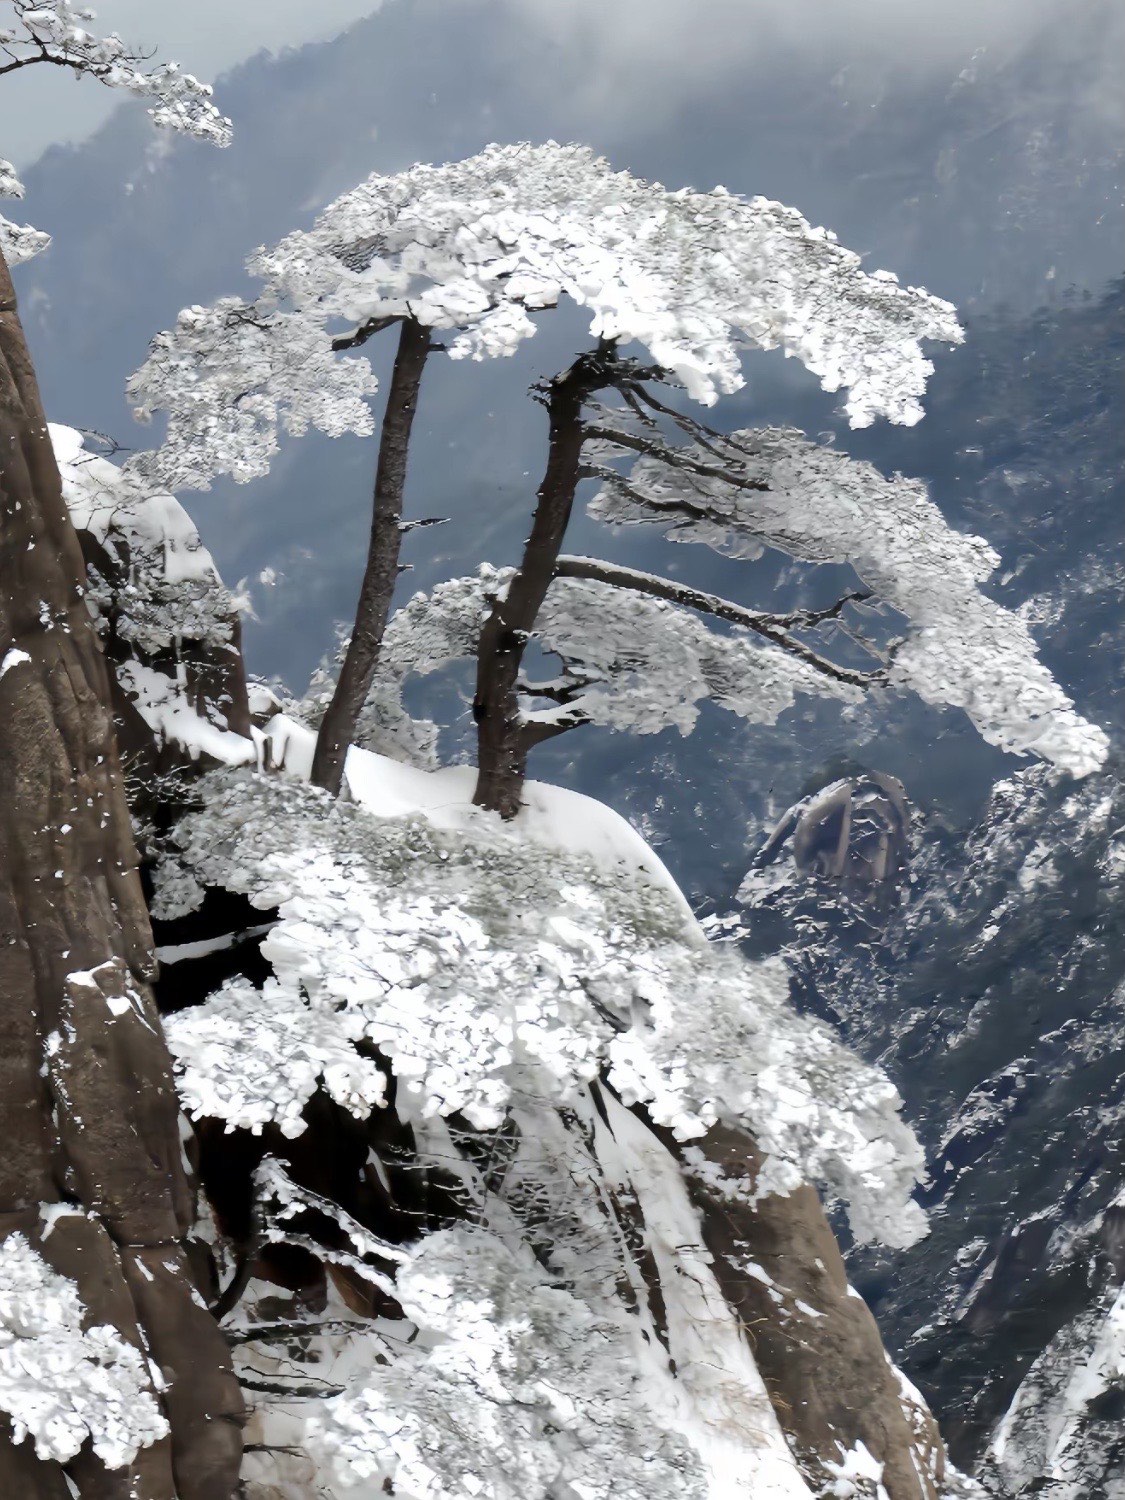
0,1232,168,1467
0,648,31,680
267,712,692,919
53,424,220,587
594,1093,814,1498
822,1440,889,1499
117,661,255,767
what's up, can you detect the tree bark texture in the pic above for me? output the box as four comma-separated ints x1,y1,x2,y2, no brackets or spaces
0,249,243,1496
471,358,596,819
311,316,430,796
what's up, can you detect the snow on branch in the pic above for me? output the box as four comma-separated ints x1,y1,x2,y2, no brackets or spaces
590,424,1109,775
553,555,879,688
304,1223,705,1498
0,1232,168,1467
0,211,49,262
0,155,21,197
166,768,926,1246
251,141,961,419
0,2,231,146
0,153,50,259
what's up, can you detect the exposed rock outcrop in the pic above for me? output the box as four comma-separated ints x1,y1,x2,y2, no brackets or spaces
0,249,243,1495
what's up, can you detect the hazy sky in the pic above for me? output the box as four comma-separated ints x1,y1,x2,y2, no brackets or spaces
3,0,1117,168
0,0,385,164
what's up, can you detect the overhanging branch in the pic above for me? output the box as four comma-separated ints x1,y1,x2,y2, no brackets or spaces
554,556,883,688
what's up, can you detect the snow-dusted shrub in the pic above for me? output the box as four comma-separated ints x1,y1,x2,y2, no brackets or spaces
0,1231,168,1467
164,768,925,1246
53,424,235,659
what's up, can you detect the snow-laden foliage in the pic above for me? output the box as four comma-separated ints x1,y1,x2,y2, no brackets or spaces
148,849,206,921
590,424,1108,774
168,976,387,1138
1,136,45,267
0,147,48,264
0,2,230,265
0,3,231,146
252,142,961,418
378,564,860,738
305,1223,705,1498
127,142,960,491
0,1231,168,1467
0,157,49,261
165,768,925,1245
127,301,379,492
53,424,236,656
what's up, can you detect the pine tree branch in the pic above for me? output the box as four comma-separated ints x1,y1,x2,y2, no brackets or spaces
554,556,883,687
331,314,403,351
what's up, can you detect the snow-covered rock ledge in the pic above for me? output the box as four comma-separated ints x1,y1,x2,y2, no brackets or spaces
139,709,980,1498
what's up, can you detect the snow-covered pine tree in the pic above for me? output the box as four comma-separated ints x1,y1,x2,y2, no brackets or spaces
455,209,1107,811
0,10,242,1494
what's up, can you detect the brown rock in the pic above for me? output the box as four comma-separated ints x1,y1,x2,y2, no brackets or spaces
688,1123,945,1499
0,247,244,1495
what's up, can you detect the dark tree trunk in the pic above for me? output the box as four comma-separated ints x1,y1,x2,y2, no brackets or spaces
471,355,599,819
0,250,243,1496
311,316,430,796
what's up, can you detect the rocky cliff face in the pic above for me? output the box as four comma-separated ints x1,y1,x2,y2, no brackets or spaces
742,760,1125,1490
0,250,243,1496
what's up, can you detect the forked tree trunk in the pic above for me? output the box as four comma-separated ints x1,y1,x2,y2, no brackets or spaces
0,250,243,1496
311,316,430,796
472,354,600,819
